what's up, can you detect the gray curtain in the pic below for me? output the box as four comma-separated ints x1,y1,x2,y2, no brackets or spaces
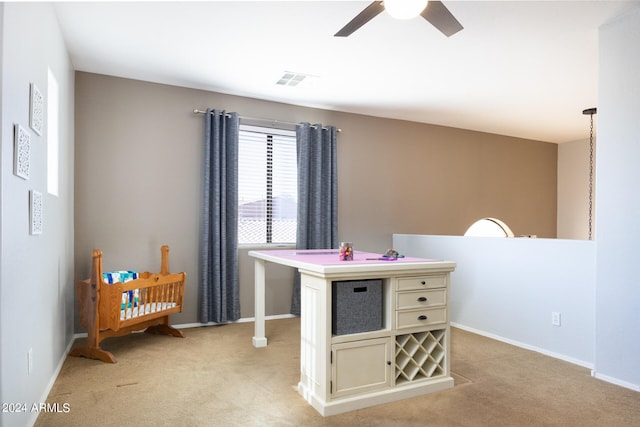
199,109,241,323
291,122,338,315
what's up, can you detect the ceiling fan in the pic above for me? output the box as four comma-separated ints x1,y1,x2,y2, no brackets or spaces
335,0,463,38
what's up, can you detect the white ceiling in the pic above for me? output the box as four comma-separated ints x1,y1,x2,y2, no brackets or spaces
53,0,640,143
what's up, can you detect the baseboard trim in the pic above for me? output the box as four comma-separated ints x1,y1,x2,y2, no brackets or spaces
451,322,593,369
450,323,639,393
29,335,78,427
176,313,297,329
71,313,298,339
591,370,640,392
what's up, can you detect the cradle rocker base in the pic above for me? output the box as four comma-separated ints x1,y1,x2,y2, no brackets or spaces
72,245,186,363
69,318,185,364
145,323,184,337
69,346,117,364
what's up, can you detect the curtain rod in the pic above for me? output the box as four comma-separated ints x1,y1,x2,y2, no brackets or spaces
193,109,341,132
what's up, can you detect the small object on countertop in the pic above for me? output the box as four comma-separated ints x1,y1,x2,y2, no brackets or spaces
365,248,405,261
339,242,354,261
383,248,400,259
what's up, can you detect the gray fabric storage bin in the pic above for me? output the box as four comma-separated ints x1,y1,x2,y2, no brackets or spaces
332,279,382,335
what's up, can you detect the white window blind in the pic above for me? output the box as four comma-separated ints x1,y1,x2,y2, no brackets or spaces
238,125,297,244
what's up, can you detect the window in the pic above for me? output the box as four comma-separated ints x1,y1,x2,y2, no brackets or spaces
464,218,515,237
238,125,297,244
47,68,59,196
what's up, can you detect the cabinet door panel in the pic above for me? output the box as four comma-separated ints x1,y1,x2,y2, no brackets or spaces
332,338,391,398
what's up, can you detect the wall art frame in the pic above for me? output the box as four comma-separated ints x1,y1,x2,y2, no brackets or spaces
30,83,44,136
30,190,43,235
14,124,31,180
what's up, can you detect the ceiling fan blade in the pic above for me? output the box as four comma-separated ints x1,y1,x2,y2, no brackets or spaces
335,1,385,37
421,0,463,37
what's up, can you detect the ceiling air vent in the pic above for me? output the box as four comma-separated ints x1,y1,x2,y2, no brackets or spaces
276,71,313,87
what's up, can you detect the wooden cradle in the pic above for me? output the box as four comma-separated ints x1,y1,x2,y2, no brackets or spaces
70,245,186,363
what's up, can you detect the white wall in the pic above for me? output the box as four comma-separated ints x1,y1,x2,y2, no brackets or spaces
0,3,4,418
393,234,596,367
594,8,640,390
1,3,75,426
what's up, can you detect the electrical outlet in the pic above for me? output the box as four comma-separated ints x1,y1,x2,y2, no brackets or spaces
27,348,33,375
551,312,561,326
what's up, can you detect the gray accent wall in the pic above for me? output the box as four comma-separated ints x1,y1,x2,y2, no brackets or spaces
73,72,558,326
558,138,593,240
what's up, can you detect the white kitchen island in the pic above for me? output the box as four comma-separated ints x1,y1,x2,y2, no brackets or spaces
248,249,456,416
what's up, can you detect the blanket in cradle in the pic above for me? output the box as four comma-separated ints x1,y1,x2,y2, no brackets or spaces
120,302,178,321
103,270,138,284
102,270,139,311
103,270,177,321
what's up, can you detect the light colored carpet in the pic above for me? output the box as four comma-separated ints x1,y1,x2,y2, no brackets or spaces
36,318,639,426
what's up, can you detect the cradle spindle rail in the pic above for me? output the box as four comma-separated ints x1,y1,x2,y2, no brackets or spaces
70,245,186,363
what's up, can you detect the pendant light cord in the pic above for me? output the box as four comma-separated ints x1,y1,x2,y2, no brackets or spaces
588,113,594,240
583,107,597,241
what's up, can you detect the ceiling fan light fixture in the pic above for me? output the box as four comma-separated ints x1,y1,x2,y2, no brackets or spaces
384,0,428,20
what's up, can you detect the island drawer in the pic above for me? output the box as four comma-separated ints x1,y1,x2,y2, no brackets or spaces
396,275,446,291
396,289,446,310
396,307,447,329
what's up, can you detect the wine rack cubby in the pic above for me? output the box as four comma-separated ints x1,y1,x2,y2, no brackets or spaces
394,329,446,384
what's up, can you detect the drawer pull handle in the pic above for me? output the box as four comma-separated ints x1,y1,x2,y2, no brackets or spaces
418,296,427,302
420,281,426,285
418,315,428,321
